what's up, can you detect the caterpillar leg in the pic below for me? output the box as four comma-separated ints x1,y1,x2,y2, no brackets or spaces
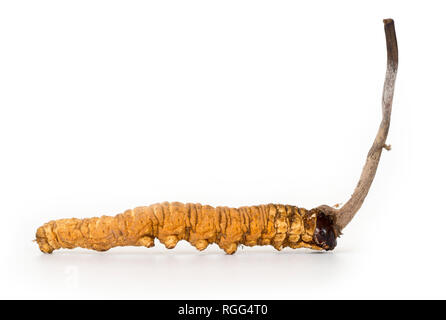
194,239,209,251
136,236,155,248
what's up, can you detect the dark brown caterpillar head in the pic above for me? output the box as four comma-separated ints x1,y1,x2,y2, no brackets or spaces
313,212,337,251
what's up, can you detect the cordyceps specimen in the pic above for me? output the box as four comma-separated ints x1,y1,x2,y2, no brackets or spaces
36,19,398,255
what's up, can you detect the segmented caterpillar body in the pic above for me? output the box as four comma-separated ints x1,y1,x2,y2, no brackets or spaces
36,202,337,254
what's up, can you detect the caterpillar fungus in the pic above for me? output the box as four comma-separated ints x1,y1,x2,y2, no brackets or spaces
36,19,398,254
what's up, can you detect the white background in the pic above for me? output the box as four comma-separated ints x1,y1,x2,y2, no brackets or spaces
0,0,445,299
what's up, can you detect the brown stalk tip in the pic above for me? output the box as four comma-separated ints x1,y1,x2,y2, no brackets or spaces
383,18,394,25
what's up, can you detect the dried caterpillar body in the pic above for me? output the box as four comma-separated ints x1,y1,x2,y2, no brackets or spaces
36,202,337,254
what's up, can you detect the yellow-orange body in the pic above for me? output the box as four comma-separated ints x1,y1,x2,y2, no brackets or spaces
36,202,328,254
